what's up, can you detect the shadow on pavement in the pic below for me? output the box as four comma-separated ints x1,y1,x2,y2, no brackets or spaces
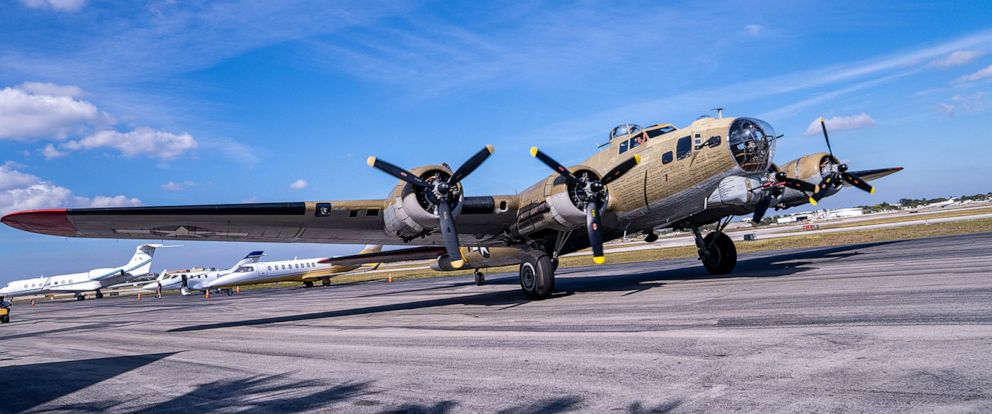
171,241,900,332
0,352,177,413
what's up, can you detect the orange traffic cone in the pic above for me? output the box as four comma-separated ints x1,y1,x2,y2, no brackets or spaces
137,292,142,301
205,290,210,300
388,274,393,283
235,286,240,294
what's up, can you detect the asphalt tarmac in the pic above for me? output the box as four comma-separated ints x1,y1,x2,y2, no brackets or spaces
2,233,991,413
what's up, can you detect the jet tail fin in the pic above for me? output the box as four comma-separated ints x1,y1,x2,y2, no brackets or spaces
126,244,180,277
227,250,264,273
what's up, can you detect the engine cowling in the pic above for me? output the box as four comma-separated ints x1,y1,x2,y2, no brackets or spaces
383,164,465,239
776,152,837,206
512,165,601,236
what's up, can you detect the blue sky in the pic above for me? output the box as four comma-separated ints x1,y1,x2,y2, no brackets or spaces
1,0,991,282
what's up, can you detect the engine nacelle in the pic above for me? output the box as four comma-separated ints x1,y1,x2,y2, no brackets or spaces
776,152,837,206
705,175,763,214
383,164,464,239
512,165,599,236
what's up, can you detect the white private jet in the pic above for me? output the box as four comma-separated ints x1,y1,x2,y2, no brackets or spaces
142,250,264,296
0,244,175,301
204,245,383,290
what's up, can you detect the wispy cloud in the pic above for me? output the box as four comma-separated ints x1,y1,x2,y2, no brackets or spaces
20,0,86,13
289,179,308,190
929,50,985,68
954,64,992,83
804,113,875,136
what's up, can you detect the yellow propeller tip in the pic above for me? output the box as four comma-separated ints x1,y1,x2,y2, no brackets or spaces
809,197,818,206
870,187,876,195
529,146,538,157
486,144,494,154
818,116,825,123
593,256,605,265
450,260,464,269
633,154,641,164
366,156,376,167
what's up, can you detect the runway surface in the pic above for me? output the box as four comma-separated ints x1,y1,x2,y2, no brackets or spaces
2,233,991,413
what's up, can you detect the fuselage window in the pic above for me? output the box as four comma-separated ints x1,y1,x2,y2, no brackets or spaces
676,136,692,160
629,133,647,149
619,140,628,154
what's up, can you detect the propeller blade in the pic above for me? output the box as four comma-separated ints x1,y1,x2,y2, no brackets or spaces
530,147,580,185
818,117,834,158
752,196,771,224
601,154,641,185
809,175,834,206
448,145,494,185
367,156,429,188
436,198,463,269
842,172,874,194
781,178,816,193
586,198,605,264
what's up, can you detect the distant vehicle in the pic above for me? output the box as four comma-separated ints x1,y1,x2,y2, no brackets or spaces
0,300,10,324
204,245,383,291
0,244,175,301
142,251,264,296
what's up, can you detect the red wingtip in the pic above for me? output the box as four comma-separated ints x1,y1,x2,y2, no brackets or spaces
317,258,331,264
1,209,77,236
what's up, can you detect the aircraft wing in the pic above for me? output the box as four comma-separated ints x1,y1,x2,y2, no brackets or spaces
319,246,446,267
1,198,517,246
847,167,904,182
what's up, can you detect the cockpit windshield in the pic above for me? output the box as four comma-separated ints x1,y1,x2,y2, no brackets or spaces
235,266,255,273
729,118,776,173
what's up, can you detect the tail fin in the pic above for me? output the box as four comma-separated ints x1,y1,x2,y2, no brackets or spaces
125,244,179,277
227,250,264,273
359,245,383,254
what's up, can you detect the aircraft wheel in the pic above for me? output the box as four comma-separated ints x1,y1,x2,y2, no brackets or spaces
1,315,8,323
519,252,555,300
95,290,104,299
701,232,737,275
474,270,486,286
322,277,331,287
304,281,314,288
76,295,85,301
226,289,233,296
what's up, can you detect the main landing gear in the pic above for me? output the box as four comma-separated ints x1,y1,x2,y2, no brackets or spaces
691,223,737,275
74,292,86,301
474,270,486,286
94,290,104,299
303,281,314,288
321,277,331,287
519,251,555,300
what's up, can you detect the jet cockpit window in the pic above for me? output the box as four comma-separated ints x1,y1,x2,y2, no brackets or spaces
236,266,255,273
729,117,776,173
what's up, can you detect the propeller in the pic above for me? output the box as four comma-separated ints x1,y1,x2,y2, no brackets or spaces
367,145,494,269
530,147,641,264
750,167,817,224
809,117,874,206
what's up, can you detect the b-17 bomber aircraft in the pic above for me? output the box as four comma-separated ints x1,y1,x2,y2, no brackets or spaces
2,116,901,299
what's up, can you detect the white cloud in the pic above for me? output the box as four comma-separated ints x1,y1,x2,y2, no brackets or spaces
20,0,86,12
929,50,984,68
161,180,195,191
0,86,109,140
40,144,66,159
17,82,83,97
939,93,986,117
61,127,198,159
937,102,956,118
954,64,992,83
289,179,308,190
804,113,876,136
744,24,765,36
0,162,139,215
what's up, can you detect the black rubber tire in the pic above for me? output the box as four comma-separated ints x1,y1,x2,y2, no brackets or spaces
76,295,85,301
701,232,737,275
95,291,104,299
474,271,486,286
2,315,9,323
304,281,314,288
519,252,555,300
321,278,331,287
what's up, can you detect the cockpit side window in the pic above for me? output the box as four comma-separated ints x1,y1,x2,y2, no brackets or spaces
619,140,628,154
236,266,255,273
676,136,692,160
646,125,676,138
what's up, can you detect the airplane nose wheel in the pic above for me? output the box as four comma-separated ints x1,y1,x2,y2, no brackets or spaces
474,270,486,286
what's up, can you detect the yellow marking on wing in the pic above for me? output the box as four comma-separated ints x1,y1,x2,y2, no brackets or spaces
529,147,538,157
366,156,376,167
450,259,464,269
818,116,825,123
870,187,876,195
593,256,605,265
633,154,641,164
